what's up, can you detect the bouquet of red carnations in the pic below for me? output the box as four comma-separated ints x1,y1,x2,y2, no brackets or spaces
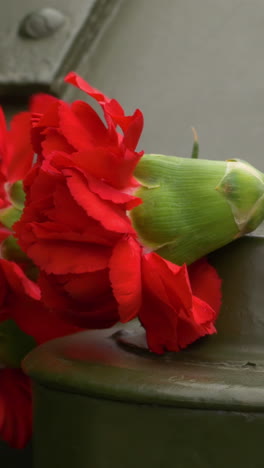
0,72,263,448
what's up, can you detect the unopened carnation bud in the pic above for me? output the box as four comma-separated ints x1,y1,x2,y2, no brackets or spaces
131,154,264,265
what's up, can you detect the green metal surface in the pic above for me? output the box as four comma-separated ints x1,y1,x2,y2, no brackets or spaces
0,440,32,467
23,235,264,467
0,0,121,96
33,384,264,468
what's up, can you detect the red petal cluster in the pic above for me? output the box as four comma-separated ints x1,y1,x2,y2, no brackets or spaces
110,238,221,354
0,109,33,187
0,258,80,448
0,107,34,242
15,72,222,355
15,73,144,329
0,109,32,208
0,258,80,344
0,98,83,449
30,72,144,189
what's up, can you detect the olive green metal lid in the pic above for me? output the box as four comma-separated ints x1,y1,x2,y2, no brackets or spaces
23,234,264,412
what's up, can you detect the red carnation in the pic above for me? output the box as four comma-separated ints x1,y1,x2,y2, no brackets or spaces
14,73,222,356
15,73,144,329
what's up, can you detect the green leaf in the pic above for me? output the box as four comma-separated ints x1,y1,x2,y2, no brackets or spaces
0,206,22,229
1,235,29,262
0,320,36,368
9,181,26,210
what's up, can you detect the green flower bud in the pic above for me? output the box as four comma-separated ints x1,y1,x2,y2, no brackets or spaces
131,154,264,265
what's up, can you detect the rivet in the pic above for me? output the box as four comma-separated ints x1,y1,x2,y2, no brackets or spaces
19,8,66,39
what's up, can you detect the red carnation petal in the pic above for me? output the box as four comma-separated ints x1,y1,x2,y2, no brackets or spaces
140,285,179,353
31,100,61,154
59,100,112,151
191,294,217,326
0,369,32,449
65,168,135,233
86,174,140,207
30,221,119,247
110,236,142,322
65,72,111,105
72,100,110,141
104,98,124,118
42,150,140,208
39,272,119,329
0,259,40,300
144,254,193,311
30,93,59,114
51,181,91,229
139,253,220,354
7,112,33,182
46,147,142,192
64,73,144,151
177,294,217,347
141,254,172,306
23,166,59,204
0,227,12,243
42,129,74,157
112,108,144,151
139,254,182,353
188,258,222,316
0,107,8,166
63,299,119,329
38,272,71,312
0,267,8,309
64,269,110,302
59,101,100,151
74,148,142,189
10,294,80,344
27,240,111,274
34,100,61,128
